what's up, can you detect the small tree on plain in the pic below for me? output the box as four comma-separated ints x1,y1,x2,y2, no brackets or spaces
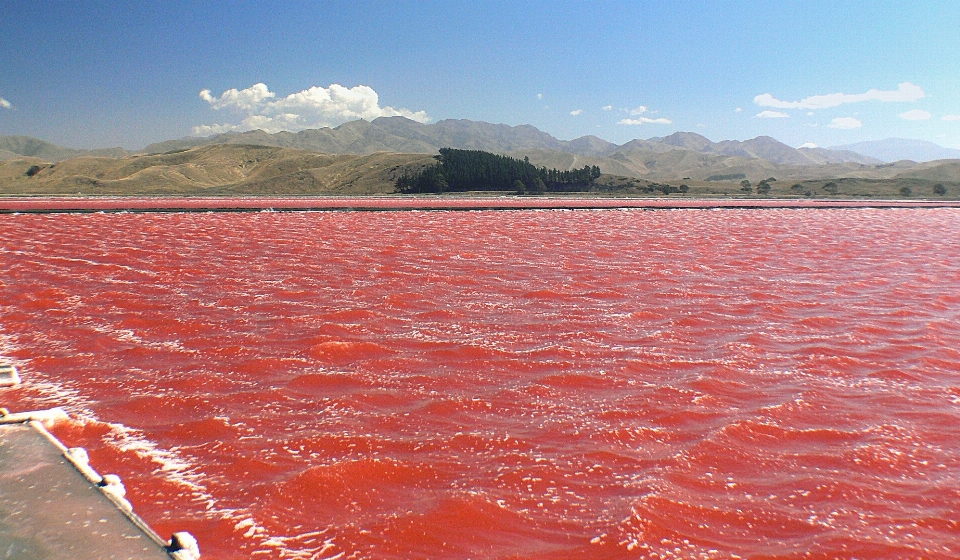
934,183,947,196
900,186,912,197
532,177,546,194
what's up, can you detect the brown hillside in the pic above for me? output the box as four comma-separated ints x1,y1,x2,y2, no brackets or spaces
0,144,436,196
894,160,960,182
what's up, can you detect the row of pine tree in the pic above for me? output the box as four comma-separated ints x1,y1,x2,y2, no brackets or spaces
396,148,602,194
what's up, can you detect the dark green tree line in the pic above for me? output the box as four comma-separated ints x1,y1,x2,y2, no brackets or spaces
396,148,601,194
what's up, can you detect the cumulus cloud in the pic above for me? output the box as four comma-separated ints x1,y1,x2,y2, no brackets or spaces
199,83,274,111
191,123,240,136
755,110,789,119
629,106,648,115
828,117,862,129
192,82,430,135
799,142,818,149
735,107,742,113
0,97,11,110
602,105,612,111
617,116,672,125
944,115,960,121
570,109,583,116
899,109,931,121
537,93,543,100
754,82,924,110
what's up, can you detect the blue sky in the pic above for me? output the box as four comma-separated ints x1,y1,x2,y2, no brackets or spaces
1,1,958,150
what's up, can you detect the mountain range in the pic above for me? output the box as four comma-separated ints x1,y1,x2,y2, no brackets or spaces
2,118,959,187
830,139,960,163
137,117,884,169
0,135,130,162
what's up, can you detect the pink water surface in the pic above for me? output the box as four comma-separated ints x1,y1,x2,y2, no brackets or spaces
2,207,959,558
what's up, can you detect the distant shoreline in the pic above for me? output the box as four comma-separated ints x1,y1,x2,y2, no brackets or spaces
2,195,960,214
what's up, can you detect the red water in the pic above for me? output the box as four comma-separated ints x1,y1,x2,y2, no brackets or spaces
2,208,959,559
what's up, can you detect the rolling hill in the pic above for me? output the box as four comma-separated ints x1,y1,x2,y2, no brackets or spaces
0,144,435,196
2,119,960,196
0,135,130,162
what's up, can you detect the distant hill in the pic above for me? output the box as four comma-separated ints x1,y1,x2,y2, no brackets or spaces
142,118,580,156
830,139,960,163
799,147,880,165
893,160,960,182
2,141,956,198
138,118,881,181
148,121,883,168
0,144,435,196
8,120,960,188
0,135,130,162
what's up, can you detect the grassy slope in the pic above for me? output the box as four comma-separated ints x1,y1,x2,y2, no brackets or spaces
0,144,437,196
1,143,958,199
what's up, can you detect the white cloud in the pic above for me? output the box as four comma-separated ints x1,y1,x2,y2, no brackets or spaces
944,115,960,121
799,142,818,149
807,111,815,116
629,106,648,115
735,107,742,113
191,123,239,136
602,105,612,111
194,82,430,135
570,109,583,116
617,117,672,125
0,97,11,109
754,82,924,110
755,110,789,119
899,109,931,121
828,117,862,129
537,93,543,100
199,83,274,111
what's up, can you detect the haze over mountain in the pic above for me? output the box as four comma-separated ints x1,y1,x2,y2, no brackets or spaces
830,139,960,163
0,135,130,162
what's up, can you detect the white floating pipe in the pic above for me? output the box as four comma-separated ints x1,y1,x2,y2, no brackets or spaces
0,407,69,427
10,408,200,557
168,532,202,560
0,364,20,387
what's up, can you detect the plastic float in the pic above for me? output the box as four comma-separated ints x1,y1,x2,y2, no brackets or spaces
0,362,200,559
0,363,20,386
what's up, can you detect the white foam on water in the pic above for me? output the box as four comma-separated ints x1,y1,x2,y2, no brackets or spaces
87,323,189,353
0,343,227,514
